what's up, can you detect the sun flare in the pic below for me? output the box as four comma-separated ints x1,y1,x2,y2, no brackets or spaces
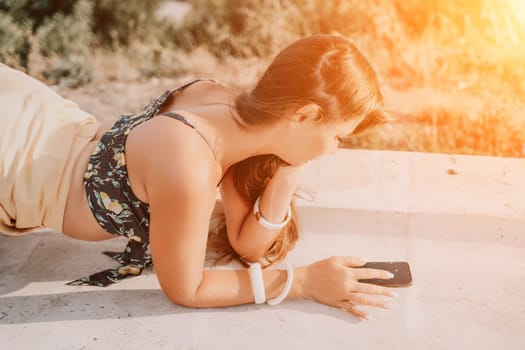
509,0,525,18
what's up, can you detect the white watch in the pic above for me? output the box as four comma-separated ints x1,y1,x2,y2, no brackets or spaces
253,196,292,230
249,262,266,304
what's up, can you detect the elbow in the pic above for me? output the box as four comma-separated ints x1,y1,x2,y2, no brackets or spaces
166,290,202,308
160,284,201,308
241,250,265,264
232,240,264,264
231,234,266,264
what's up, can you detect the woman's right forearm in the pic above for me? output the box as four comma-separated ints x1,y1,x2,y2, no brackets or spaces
175,266,309,308
168,256,396,321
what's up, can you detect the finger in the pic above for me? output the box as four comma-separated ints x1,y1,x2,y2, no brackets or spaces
354,268,394,280
355,282,397,297
348,293,390,309
338,300,370,320
336,256,366,267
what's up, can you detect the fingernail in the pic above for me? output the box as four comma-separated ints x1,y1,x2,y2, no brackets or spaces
365,315,373,321
390,291,398,297
387,273,394,279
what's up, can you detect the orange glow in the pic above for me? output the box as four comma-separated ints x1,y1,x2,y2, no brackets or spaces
489,0,525,45
509,0,525,18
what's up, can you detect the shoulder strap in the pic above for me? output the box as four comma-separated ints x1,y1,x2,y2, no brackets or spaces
168,77,219,99
162,112,217,162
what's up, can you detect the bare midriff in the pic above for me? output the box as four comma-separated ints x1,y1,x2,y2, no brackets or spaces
62,119,122,241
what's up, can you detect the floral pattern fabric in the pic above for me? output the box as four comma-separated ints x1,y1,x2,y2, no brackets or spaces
67,79,213,287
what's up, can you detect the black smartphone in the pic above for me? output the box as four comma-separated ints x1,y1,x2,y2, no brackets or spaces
357,261,412,287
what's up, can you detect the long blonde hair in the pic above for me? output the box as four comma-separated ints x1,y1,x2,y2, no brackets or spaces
208,34,387,267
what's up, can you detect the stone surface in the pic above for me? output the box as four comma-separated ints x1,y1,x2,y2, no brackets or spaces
1,150,524,349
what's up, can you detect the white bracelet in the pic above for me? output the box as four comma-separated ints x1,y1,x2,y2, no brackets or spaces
249,262,266,304
267,262,294,306
253,195,292,230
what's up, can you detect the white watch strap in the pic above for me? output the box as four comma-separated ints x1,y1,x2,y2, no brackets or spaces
253,196,292,230
267,262,294,306
249,262,266,304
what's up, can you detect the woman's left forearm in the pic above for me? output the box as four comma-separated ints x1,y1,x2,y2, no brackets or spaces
234,166,302,262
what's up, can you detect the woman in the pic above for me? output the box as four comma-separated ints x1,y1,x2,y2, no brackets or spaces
0,34,395,320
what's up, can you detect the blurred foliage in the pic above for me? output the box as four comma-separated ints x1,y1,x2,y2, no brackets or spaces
169,0,525,157
2,0,523,92
92,0,162,45
35,0,94,57
170,0,300,57
42,58,93,88
343,105,525,157
176,0,524,92
0,0,523,156
0,0,161,85
0,11,30,67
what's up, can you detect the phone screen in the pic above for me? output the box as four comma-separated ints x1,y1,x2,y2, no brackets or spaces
357,261,412,287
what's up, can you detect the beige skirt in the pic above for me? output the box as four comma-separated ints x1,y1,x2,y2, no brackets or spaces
0,64,99,235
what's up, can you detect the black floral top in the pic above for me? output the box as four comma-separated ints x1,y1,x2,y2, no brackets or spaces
67,78,216,287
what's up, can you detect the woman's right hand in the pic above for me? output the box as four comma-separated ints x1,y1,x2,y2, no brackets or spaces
296,256,396,320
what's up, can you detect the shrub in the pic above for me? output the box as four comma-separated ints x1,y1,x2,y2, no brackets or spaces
92,0,163,45
174,0,404,58
0,12,30,67
171,0,301,57
0,0,163,85
35,0,94,57
42,58,92,88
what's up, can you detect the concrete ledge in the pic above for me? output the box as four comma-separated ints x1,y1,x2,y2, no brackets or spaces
297,150,525,219
2,150,524,349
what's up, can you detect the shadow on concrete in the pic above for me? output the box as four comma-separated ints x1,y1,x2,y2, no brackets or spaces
1,231,131,295
0,289,362,325
1,231,364,325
